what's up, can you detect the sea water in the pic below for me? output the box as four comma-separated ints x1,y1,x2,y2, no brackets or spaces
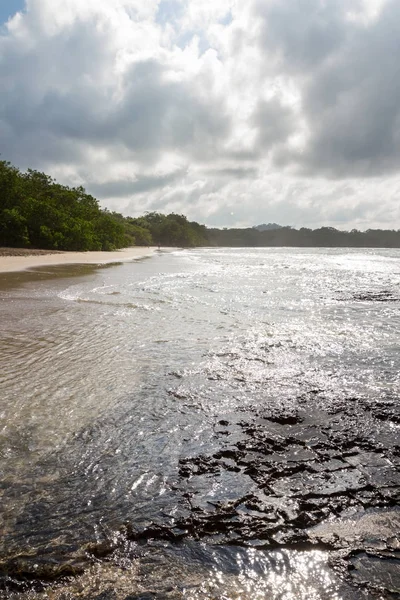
0,248,399,598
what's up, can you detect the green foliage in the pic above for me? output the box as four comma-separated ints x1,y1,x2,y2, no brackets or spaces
0,161,127,251
4,159,398,252
124,219,153,246
0,161,209,251
127,212,208,247
206,226,400,247
1,207,30,246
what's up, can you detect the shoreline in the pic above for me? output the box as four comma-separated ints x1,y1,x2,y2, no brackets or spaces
0,246,159,273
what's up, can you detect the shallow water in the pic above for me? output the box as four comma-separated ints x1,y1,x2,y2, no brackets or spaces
0,248,399,598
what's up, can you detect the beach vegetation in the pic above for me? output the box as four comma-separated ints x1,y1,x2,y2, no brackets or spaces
2,160,400,250
0,161,209,250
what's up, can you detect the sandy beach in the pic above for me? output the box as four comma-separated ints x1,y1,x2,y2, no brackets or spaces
0,246,158,273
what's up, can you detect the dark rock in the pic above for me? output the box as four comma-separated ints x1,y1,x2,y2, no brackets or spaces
349,552,400,594
350,290,399,302
1,389,398,598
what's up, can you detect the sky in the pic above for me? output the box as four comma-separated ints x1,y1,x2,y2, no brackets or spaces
0,0,24,25
1,0,400,230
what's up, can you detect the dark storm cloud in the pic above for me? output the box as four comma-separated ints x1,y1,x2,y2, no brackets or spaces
0,117,87,169
256,0,348,71
0,16,232,168
0,16,117,165
89,168,187,198
298,0,400,177
114,61,231,159
257,0,400,178
204,166,258,179
225,149,259,162
1,59,231,162
251,98,296,151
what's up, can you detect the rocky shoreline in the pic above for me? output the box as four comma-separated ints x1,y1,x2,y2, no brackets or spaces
1,389,398,598
172,392,399,596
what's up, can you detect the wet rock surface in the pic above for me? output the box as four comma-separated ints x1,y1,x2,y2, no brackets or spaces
170,392,400,596
2,245,400,599
346,289,400,302
1,391,398,598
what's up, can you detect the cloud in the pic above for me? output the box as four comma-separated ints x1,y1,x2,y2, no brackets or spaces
251,97,297,152
203,167,258,179
89,168,186,199
0,8,231,166
0,0,400,229
299,0,400,177
256,0,348,72
256,0,400,178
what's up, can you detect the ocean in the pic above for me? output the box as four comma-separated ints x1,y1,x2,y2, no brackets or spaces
0,248,399,599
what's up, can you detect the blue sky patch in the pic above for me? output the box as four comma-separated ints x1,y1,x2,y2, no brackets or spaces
0,0,25,26
176,30,211,55
156,0,183,26
219,11,233,26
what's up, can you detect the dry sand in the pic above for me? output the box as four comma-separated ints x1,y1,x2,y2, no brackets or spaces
0,247,157,273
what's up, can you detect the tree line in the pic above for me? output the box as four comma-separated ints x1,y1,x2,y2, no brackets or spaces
207,225,400,248
0,161,207,250
1,160,400,250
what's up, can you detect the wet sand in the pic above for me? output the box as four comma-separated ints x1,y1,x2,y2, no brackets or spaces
0,247,157,273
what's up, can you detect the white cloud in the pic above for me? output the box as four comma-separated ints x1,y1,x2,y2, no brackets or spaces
1,0,400,229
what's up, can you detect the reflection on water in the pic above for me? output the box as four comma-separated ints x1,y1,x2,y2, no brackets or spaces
6,543,347,599
186,548,343,600
0,248,399,598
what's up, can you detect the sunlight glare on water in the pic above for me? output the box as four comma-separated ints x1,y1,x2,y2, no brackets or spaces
187,549,343,600
0,248,399,598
